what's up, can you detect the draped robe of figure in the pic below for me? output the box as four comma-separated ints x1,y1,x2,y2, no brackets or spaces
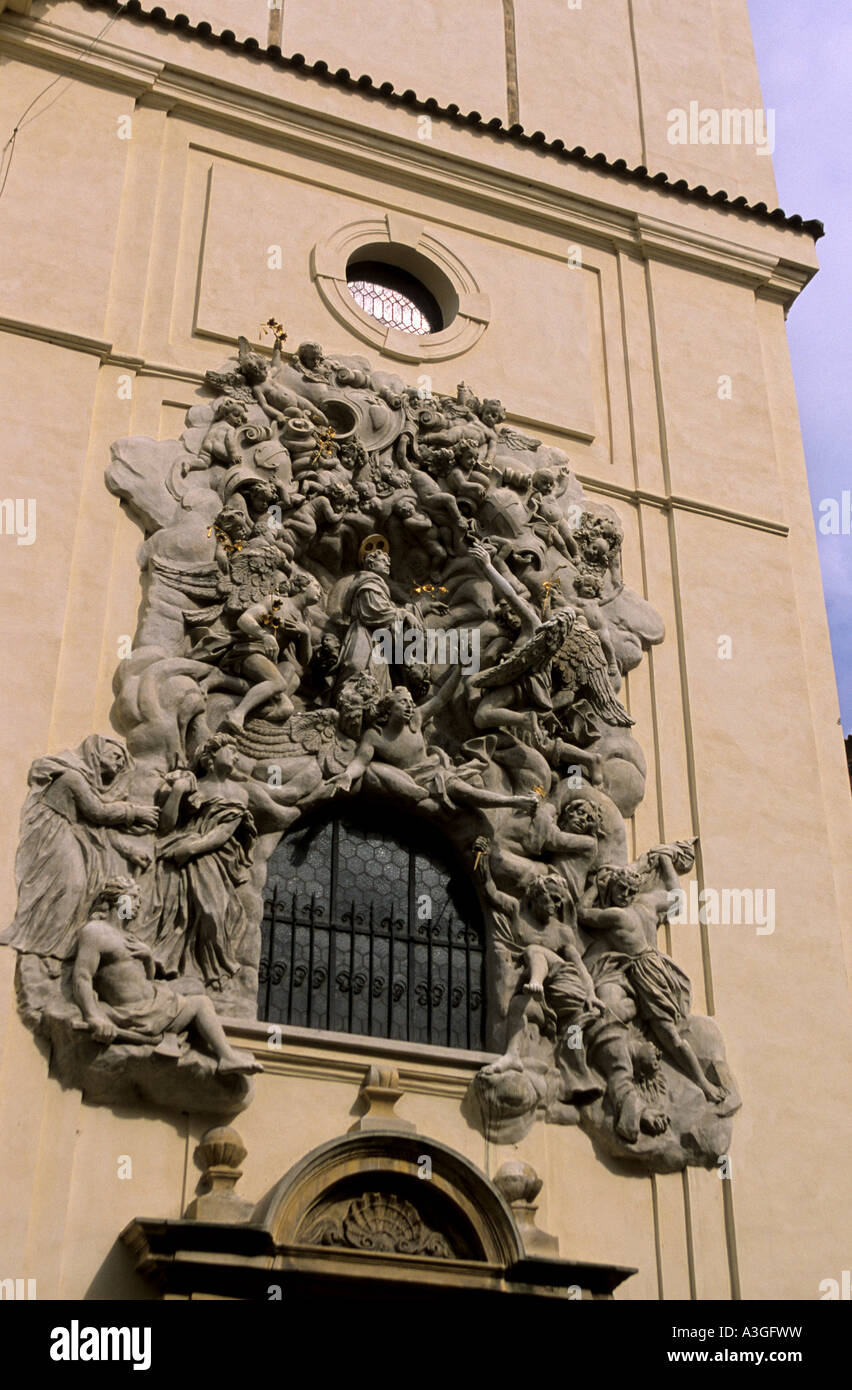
0,736,136,959
151,789,257,989
334,568,404,695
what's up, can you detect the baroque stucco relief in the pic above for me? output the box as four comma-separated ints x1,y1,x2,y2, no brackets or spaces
1,332,738,1167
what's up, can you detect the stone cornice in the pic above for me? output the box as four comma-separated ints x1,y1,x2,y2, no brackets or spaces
57,0,822,242
0,12,819,312
1,2,824,251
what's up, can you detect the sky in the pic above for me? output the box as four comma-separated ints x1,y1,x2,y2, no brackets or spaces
746,1,852,729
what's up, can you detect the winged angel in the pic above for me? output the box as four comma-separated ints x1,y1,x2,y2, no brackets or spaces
474,607,633,731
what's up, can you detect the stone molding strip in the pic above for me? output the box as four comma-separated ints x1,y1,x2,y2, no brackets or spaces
63,0,825,241
221,1017,493,1098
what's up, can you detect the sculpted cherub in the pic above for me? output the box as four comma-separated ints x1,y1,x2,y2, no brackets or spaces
567,572,619,681
221,470,289,525
292,340,402,409
579,845,726,1104
209,503,248,567
234,336,328,426
400,464,469,552
417,387,503,482
183,399,249,477
421,437,491,510
573,510,624,583
362,480,447,567
524,467,581,560
72,877,261,1073
290,339,338,384
275,481,349,563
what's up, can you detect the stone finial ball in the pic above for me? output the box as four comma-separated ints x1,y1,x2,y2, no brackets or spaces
195,1125,247,1173
493,1160,543,1206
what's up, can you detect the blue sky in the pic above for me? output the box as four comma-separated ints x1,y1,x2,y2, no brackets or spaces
747,1,852,728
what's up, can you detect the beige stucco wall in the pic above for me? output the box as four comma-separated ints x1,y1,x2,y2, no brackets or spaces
0,2,849,1300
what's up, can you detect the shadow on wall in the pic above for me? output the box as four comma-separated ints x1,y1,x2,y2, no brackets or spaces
86,1237,159,1301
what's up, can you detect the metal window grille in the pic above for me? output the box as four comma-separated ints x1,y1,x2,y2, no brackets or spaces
258,812,485,1048
348,279,433,336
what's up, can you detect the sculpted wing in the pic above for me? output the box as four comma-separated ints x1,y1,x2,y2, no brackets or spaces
234,709,338,761
473,619,561,689
204,369,254,405
554,620,634,727
498,426,541,452
288,710,340,754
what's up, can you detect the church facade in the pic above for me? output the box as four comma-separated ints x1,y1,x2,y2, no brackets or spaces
1,0,850,1301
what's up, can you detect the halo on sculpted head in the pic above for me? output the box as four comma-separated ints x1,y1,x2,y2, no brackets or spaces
358,533,390,566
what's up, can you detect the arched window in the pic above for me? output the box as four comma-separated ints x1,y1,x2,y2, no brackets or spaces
258,808,484,1049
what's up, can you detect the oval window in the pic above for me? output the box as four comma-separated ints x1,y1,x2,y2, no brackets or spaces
346,259,444,336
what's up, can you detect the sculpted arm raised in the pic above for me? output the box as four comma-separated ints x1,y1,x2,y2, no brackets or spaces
416,664,462,728
469,541,539,637
577,887,631,934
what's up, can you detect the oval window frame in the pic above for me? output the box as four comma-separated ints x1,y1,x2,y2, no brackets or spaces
311,213,491,363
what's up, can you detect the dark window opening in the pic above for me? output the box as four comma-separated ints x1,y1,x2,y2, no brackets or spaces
346,259,443,336
258,806,484,1049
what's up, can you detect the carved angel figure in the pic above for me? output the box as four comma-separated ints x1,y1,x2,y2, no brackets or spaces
183,398,248,476
206,336,327,427
330,681,539,817
475,609,633,729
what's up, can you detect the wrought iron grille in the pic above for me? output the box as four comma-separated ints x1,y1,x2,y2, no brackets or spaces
258,811,485,1049
348,280,433,336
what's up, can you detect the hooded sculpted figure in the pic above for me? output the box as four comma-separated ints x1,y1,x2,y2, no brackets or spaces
1,735,157,960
